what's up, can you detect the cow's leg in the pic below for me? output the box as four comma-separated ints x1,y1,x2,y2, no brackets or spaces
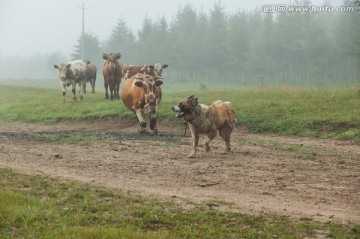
60,81,67,102
110,86,114,101
79,81,85,100
71,82,77,100
149,105,158,134
150,114,157,134
135,110,147,133
83,81,87,94
114,84,120,100
91,79,95,94
104,79,109,99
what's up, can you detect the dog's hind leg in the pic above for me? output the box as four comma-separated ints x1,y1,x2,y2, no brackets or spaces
219,126,233,153
204,131,217,152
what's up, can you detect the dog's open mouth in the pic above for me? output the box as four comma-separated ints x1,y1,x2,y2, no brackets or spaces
172,106,186,118
176,111,185,118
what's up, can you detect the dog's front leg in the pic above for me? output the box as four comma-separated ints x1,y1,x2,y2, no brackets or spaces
189,132,199,158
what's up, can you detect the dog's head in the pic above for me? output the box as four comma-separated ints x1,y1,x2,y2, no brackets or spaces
172,95,198,119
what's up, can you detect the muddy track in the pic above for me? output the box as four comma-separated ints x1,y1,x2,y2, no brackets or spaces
0,118,359,224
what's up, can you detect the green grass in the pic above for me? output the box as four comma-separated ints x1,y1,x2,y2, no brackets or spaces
1,84,360,141
0,168,358,239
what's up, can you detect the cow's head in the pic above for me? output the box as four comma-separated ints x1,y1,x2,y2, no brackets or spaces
151,63,168,77
54,63,72,81
134,73,163,106
103,52,121,71
172,95,198,120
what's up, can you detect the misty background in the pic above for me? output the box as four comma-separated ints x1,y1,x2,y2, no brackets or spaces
0,0,358,88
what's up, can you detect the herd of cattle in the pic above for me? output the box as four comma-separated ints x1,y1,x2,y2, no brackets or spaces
54,53,237,157
53,53,168,134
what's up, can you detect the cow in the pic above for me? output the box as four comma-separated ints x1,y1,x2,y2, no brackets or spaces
85,59,97,94
54,60,87,101
121,73,163,134
102,53,122,100
121,63,168,81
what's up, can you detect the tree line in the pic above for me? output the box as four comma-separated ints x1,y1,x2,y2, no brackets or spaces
1,0,359,87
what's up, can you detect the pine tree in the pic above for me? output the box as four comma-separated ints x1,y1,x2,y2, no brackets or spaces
104,17,136,64
71,32,102,68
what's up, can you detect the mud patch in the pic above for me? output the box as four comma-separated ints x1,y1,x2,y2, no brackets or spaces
0,119,359,224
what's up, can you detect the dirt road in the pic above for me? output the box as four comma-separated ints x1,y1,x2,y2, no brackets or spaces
0,118,359,223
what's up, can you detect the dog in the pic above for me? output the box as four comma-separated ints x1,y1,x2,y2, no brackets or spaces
172,95,237,158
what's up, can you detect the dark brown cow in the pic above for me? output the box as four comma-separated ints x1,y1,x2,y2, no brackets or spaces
102,53,122,100
121,63,168,81
85,60,97,94
121,73,163,134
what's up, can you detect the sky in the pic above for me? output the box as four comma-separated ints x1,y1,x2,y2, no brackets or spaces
0,0,344,58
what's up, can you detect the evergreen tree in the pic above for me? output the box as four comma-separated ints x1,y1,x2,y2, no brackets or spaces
168,4,201,79
71,32,102,68
104,17,136,64
227,11,249,82
335,0,360,83
136,16,157,64
205,2,229,80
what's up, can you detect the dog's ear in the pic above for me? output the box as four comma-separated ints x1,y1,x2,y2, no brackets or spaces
188,95,198,106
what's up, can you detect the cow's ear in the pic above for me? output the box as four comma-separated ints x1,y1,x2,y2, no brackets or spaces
115,53,121,59
54,64,59,69
102,54,108,60
155,79,163,86
163,64,168,68
66,64,71,68
134,80,144,87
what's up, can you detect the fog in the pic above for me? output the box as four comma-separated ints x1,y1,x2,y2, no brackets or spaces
0,0,356,88
0,0,265,57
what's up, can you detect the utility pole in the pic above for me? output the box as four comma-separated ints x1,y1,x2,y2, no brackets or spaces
79,2,88,60
81,2,85,60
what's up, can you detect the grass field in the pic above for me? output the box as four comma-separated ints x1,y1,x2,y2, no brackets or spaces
1,168,359,239
0,83,360,142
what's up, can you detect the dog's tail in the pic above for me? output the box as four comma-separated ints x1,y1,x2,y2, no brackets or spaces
226,103,237,128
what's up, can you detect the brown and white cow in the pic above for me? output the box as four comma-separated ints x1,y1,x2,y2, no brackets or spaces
85,60,97,94
102,53,122,100
121,73,163,134
121,63,168,81
54,60,87,101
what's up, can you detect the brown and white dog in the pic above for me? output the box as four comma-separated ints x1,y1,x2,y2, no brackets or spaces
172,95,237,158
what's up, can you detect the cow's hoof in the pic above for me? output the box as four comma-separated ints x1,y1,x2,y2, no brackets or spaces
153,129,158,135
80,95,84,100
140,121,147,129
138,128,147,134
150,118,157,130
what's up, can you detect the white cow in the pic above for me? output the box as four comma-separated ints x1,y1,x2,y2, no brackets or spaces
54,60,87,101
